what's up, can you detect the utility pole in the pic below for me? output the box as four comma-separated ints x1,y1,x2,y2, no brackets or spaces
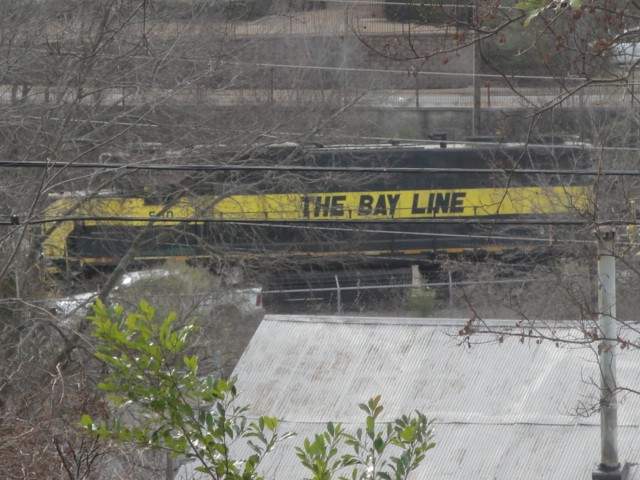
472,37,481,136
592,227,627,480
468,1,481,135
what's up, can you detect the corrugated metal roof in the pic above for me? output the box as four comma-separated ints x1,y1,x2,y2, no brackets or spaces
178,315,640,480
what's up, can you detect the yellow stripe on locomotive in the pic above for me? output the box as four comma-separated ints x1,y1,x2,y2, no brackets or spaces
205,186,589,220
42,184,591,266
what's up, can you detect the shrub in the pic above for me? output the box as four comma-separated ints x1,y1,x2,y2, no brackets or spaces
408,289,437,317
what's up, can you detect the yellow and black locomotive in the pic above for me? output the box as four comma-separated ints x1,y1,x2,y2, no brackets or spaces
42,139,592,273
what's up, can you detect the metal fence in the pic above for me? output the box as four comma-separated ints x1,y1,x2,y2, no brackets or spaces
137,81,640,110
261,276,565,317
4,0,637,110
262,269,640,320
6,76,636,110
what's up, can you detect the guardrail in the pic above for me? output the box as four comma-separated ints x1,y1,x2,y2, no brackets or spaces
2,78,637,109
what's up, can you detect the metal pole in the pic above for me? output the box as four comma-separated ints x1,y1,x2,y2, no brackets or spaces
471,11,481,134
469,2,482,135
335,275,342,315
342,3,349,106
594,227,621,476
448,270,453,310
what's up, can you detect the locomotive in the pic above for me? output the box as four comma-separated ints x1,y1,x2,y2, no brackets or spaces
42,139,592,276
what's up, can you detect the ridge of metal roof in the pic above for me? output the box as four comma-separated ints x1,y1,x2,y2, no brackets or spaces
263,313,579,329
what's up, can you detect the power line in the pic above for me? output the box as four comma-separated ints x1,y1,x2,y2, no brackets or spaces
238,60,592,82
1,210,598,243
22,217,599,246
0,159,617,176
19,216,592,227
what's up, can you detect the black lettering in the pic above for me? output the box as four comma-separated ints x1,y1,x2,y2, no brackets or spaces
450,192,466,213
387,194,400,216
314,196,332,217
434,193,451,214
359,195,373,215
302,196,311,218
331,195,346,217
373,195,387,215
427,193,452,215
149,210,174,218
411,193,426,215
427,193,436,215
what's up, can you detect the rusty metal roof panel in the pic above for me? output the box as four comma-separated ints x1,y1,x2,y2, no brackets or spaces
177,315,640,480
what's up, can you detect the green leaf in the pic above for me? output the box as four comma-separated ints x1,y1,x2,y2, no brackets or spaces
81,414,93,427
327,421,335,436
183,355,197,372
263,416,279,432
373,435,385,454
399,425,416,442
366,416,375,437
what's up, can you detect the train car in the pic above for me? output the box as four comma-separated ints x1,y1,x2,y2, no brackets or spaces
41,139,593,275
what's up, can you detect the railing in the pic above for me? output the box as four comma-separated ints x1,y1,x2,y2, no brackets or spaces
4,0,637,110
3,76,637,110
262,275,565,316
262,258,640,320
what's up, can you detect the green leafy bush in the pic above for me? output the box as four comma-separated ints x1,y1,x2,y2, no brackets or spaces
82,301,436,479
408,289,437,317
296,396,435,480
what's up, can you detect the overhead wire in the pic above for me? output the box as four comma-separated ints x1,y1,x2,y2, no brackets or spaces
22,216,593,226
0,159,625,176
17,218,603,246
